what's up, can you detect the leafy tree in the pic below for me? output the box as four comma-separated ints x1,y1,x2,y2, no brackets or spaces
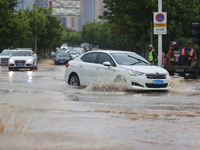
13,10,32,48
100,0,200,51
0,0,16,50
37,7,64,51
24,6,47,54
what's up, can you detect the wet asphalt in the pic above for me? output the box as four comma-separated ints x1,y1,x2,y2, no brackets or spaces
0,60,200,150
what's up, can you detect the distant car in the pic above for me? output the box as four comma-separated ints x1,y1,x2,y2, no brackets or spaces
60,43,68,49
66,46,73,51
8,49,37,71
69,51,80,60
60,47,74,53
91,48,100,51
54,53,70,65
0,49,16,66
80,43,90,48
72,47,84,54
64,50,171,91
84,45,90,52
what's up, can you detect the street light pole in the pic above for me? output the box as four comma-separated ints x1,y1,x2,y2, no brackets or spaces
158,0,162,67
35,0,37,54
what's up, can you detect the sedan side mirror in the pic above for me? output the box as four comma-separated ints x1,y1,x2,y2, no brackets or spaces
103,61,111,67
33,54,37,57
9,54,12,57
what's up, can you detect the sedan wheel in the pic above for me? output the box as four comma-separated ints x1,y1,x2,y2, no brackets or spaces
69,74,80,86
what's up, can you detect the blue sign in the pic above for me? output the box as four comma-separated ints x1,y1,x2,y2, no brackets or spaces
156,13,165,22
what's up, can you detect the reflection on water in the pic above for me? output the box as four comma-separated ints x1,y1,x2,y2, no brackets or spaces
8,71,14,82
27,71,34,83
7,70,34,83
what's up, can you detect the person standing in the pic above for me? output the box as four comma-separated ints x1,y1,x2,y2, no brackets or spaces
148,45,157,65
162,50,166,67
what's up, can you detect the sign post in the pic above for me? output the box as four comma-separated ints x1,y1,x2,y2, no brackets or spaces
153,0,167,67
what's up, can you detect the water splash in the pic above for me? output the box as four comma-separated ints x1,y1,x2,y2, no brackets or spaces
169,75,196,94
85,75,127,92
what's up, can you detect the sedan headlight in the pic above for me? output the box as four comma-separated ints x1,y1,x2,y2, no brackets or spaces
166,72,170,77
26,59,32,63
127,69,145,76
9,59,14,63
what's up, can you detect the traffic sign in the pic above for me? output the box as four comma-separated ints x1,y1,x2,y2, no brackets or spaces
154,12,167,34
156,13,165,22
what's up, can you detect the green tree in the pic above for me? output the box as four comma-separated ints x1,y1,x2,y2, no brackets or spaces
0,0,16,50
37,7,64,53
100,0,200,50
13,10,32,47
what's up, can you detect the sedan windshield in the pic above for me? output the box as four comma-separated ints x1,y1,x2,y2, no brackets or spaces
111,53,150,66
1,50,15,56
12,51,32,56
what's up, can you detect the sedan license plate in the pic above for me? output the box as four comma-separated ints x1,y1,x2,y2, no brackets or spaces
175,69,184,72
17,63,23,65
60,61,64,63
3,61,8,63
153,80,164,85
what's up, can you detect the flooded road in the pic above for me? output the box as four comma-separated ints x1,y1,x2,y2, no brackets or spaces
0,60,200,150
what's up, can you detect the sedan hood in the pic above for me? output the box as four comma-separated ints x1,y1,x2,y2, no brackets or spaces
0,56,10,58
11,56,33,60
121,65,168,74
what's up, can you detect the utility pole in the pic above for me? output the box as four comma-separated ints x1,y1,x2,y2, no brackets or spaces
35,0,37,54
153,0,167,67
158,0,162,67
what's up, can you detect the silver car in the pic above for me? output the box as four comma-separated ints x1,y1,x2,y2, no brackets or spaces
0,49,16,66
8,50,37,71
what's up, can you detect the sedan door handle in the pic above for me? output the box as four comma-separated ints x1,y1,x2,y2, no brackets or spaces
96,67,99,70
79,65,82,68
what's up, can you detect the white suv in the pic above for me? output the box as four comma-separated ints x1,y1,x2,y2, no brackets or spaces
8,49,37,71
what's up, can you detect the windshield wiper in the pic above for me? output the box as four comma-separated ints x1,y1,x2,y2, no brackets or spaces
127,55,150,65
130,61,141,65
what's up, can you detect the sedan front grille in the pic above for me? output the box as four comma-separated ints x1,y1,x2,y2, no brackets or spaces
146,73,166,79
15,60,25,65
1,58,9,62
145,83,168,88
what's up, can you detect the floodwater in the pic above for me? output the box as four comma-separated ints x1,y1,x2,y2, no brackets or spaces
0,60,200,150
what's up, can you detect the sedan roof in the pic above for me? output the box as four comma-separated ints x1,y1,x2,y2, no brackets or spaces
85,50,136,54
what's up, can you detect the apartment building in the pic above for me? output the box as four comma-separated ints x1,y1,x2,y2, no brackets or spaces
15,0,105,30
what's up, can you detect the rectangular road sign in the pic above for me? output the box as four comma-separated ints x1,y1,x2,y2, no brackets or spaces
154,23,167,27
153,12,167,34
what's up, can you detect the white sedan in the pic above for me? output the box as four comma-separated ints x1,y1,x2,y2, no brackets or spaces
8,50,37,71
64,50,171,91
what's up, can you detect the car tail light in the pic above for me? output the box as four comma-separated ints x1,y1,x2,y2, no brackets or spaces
66,63,69,68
